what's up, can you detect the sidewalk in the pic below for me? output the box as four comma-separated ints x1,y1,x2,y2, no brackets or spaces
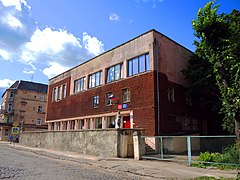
1,141,238,179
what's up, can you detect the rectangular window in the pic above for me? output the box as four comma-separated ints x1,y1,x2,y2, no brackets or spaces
4,129,9,136
107,116,115,128
62,84,66,99
95,117,102,129
8,104,12,112
122,89,130,103
93,95,99,108
9,91,14,98
167,87,175,102
36,118,42,125
38,106,43,112
57,86,61,100
106,64,121,83
89,71,102,88
74,77,85,93
53,88,57,102
39,95,44,101
106,92,113,106
127,53,150,77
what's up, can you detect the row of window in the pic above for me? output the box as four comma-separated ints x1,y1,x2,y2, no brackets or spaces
50,116,119,131
52,84,66,102
52,53,149,102
74,53,149,92
93,89,130,108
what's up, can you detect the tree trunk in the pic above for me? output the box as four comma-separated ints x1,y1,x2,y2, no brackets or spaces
235,116,240,177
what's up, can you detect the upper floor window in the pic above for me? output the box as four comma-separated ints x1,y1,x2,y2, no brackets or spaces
36,118,42,125
8,103,12,112
93,95,99,108
57,86,61,100
122,88,130,103
167,87,175,102
39,95,44,101
9,91,14,98
106,92,113,106
38,106,43,112
106,64,121,83
62,84,66,99
74,77,85,93
53,88,57,102
89,71,102,88
127,53,150,77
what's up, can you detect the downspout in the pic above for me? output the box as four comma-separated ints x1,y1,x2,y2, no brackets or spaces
154,38,160,135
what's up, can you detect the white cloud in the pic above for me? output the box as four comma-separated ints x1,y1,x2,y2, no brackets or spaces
0,0,29,11
23,68,34,74
136,0,164,8
0,49,10,60
82,32,104,55
109,13,120,21
2,14,23,29
42,62,70,79
0,1,105,80
0,79,15,88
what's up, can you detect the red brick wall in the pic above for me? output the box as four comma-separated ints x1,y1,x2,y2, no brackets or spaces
46,72,156,135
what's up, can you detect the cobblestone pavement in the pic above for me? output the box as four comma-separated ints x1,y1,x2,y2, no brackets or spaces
0,142,238,180
0,144,145,180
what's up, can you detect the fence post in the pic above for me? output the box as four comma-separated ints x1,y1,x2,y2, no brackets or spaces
187,136,192,166
160,136,163,159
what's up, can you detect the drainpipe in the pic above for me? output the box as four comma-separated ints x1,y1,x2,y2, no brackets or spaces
154,38,160,135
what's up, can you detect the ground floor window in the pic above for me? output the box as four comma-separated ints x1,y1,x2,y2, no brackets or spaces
95,117,102,129
107,116,115,128
4,129,9,136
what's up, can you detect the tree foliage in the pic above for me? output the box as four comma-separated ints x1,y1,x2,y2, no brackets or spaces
186,1,240,134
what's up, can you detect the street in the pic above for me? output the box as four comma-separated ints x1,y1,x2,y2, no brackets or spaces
0,144,142,180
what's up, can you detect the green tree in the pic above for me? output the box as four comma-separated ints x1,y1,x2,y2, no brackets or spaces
189,1,240,138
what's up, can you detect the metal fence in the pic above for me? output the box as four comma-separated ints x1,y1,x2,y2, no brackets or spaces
142,135,239,166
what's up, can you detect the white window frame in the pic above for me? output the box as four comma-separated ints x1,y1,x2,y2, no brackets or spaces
122,88,130,103
36,118,42,125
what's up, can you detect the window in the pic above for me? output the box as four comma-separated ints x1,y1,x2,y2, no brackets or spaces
53,88,57,102
4,129,9,136
167,87,175,102
89,71,102,88
62,84,66,99
9,91,14,98
106,64,121,83
57,86,61,100
39,95,44,101
127,53,150,76
36,118,42,125
95,117,102,129
106,92,113,106
8,104,12,112
74,77,85,93
107,116,115,128
122,89,130,103
38,106,43,112
93,95,99,108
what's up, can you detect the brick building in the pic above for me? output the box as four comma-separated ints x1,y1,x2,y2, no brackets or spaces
0,80,48,140
46,29,219,136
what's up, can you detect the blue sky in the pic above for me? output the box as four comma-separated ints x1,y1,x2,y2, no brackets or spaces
0,0,239,95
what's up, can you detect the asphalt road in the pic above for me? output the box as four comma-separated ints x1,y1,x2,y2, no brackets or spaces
0,144,142,180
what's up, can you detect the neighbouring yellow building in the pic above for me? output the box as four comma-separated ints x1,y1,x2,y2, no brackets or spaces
0,80,48,141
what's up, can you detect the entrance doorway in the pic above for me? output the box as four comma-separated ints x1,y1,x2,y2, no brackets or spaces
123,116,130,128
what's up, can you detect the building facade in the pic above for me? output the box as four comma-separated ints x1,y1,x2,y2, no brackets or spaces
46,30,218,136
0,80,48,140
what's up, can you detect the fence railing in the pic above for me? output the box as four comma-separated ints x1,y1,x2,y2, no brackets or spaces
141,135,239,166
